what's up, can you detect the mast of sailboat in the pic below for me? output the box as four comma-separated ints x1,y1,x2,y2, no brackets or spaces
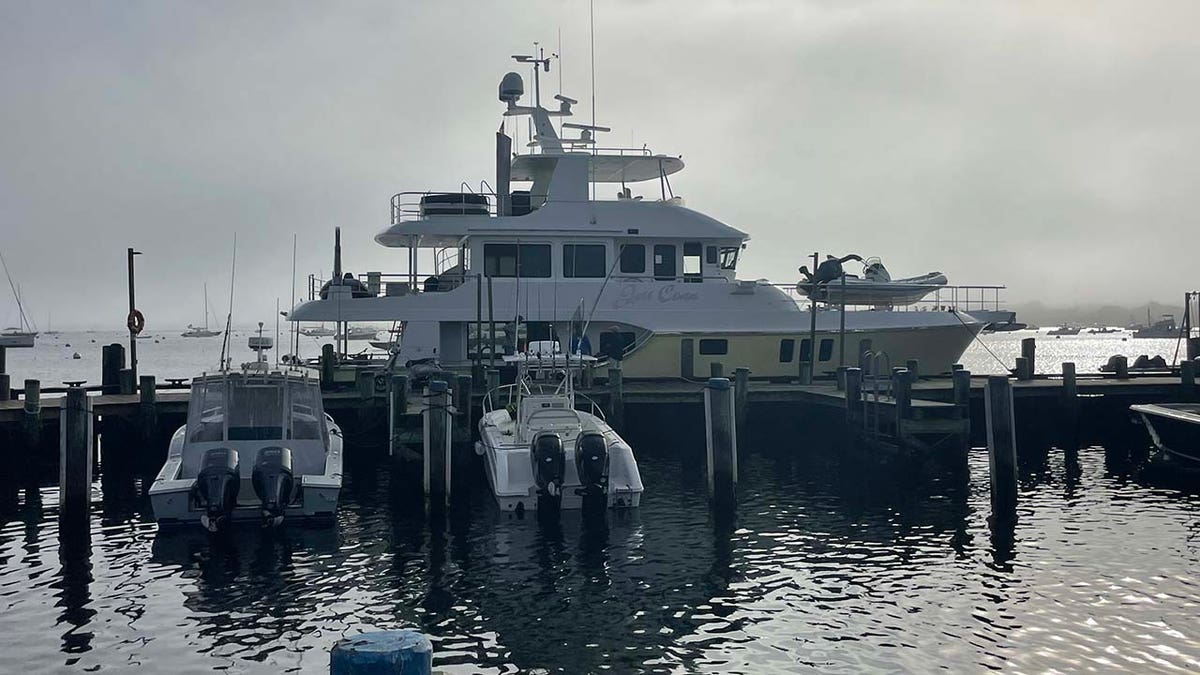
0,249,32,332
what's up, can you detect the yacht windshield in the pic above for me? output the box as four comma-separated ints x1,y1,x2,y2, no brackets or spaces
288,380,324,440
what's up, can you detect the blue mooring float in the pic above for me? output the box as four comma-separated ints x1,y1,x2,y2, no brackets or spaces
330,629,433,675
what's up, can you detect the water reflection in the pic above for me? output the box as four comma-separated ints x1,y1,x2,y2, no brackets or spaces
2,418,1200,672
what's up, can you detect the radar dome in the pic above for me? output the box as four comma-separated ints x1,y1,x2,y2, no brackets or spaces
499,72,524,103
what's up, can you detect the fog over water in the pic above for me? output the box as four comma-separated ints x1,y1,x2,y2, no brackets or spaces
2,1,1198,330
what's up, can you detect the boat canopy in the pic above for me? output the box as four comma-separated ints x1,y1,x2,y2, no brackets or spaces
511,153,684,183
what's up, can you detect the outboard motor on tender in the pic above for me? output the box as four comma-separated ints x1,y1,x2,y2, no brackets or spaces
193,448,240,532
530,431,566,498
252,446,294,526
574,431,609,497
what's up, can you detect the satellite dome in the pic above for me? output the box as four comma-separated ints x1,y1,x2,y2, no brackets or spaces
499,72,524,103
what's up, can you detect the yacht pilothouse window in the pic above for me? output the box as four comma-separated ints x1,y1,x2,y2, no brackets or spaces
653,244,676,281
719,247,740,270
683,242,702,282
619,244,646,274
483,243,552,278
563,244,606,278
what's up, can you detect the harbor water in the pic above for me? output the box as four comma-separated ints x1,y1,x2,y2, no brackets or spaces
1,330,1197,673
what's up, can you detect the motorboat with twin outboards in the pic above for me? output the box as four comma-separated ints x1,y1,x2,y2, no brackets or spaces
149,330,343,530
288,50,997,379
477,340,642,513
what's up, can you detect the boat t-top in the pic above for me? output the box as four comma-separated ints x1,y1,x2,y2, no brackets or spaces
477,340,642,513
288,49,989,379
150,328,343,530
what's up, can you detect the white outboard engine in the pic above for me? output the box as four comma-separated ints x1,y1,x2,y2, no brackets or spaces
194,448,240,532
574,431,609,498
251,446,294,526
530,431,566,499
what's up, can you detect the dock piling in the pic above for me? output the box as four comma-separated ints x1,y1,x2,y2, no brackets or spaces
710,362,724,379
59,386,93,526
985,375,1018,522
102,344,125,395
0,373,8,402
1020,337,1036,378
388,374,408,457
485,368,500,396
423,380,451,507
892,368,912,443
1187,337,1199,362
118,368,135,395
608,363,625,432
320,344,336,389
1181,359,1195,391
356,370,375,400
22,379,41,503
703,377,737,509
330,629,433,675
454,374,473,435
139,375,158,448
734,367,749,434
952,369,971,420
844,367,863,427
1014,357,1031,381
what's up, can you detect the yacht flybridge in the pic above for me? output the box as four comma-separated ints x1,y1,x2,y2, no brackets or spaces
289,52,987,378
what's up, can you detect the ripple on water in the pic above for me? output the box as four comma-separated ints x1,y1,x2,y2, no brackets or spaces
1,439,1200,673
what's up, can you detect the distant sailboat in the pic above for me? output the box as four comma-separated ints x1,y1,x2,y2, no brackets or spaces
0,250,37,347
181,283,222,338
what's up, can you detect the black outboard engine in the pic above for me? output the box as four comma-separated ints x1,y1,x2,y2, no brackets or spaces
194,447,240,532
530,432,566,499
252,446,294,526
574,431,609,497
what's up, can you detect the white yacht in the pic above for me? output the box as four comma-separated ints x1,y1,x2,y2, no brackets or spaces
477,340,642,512
289,52,985,378
149,335,343,530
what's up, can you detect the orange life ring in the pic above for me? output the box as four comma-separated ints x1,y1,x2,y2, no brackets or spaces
127,309,145,335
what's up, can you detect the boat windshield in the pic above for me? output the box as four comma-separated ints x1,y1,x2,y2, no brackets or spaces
228,384,284,440
187,379,226,442
288,380,324,441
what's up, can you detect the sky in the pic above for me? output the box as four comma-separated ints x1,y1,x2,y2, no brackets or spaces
1,0,1198,330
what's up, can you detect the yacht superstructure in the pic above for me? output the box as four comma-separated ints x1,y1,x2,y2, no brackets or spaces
289,52,985,378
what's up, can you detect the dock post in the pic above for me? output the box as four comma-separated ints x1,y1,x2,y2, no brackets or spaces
102,343,125,395
118,368,135,395
734,367,749,435
22,379,42,504
388,374,409,457
985,375,1018,522
608,363,624,432
844,367,863,427
1061,362,1080,461
710,362,723,379
892,368,912,444
952,368,972,459
1014,357,1031,381
485,368,500,397
423,380,451,508
454,374,473,436
320,343,336,390
1021,337,1036,378
330,629,433,675
356,370,375,400
1187,337,1199,362
704,377,737,510
0,373,8,402
139,375,158,451
1181,359,1195,392
857,339,873,372
952,369,971,420
905,359,920,381
1114,355,1129,379
59,387,93,527
0,345,4,374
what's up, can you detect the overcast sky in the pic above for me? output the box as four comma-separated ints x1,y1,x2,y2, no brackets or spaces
2,1,1197,330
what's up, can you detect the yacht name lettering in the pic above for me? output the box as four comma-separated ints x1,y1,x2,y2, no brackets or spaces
614,285,699,308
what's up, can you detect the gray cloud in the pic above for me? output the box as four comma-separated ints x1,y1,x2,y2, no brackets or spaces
2,0,1197,330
